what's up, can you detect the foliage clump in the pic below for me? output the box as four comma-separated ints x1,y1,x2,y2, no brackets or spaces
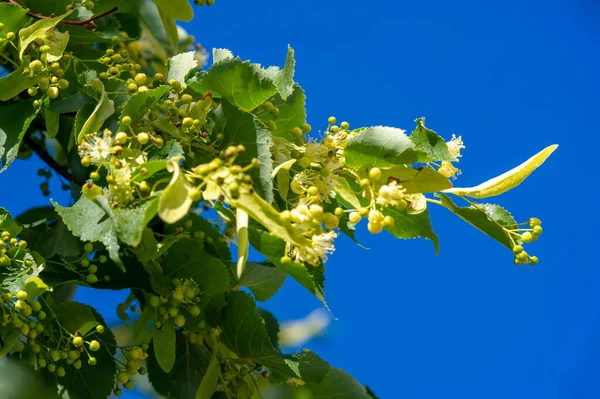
0,0,556,397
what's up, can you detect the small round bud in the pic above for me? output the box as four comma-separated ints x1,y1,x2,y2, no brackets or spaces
301,122,312,134
280,256,292,265
47,87,60,99
181,94,193,104
369,168,382,182
182,117,194,127
134,73,147,86
121,116,132,126
89,340,100,351
532,225,543,236
382,215,395,228
86,274,98,284
88,357,97,365
521,232,533,243
73,336,83,346
529,256,539,265
328,116,336,124
29,60,43,72
341,121,350,129
137,132,150,144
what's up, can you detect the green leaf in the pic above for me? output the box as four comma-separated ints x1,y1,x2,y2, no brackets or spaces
76,75,115,144
409,117,454,162
53,196,123,270
158,160,194,224
152,0,194,49
162,239,230,298
0,207,22,236
153,319,176,373
442,144,558,199
118,85,170,132
0,66,37,101
294,350,331,383
44,30,70,63
382,206,439,254
168,51,198,87
1,251,46,294
0,3,28,50
344,126,422,169
213,99,274,203
0,328,20,359
258,85,306,141
249,229,327,307
264,45,296,100
61,308,117,399
190,48,294,112
305,368,372,399
196,345,220,399
221,291,299,380
0,100,38,172
258,308,281,351
233,262,287,302
47,93,91,114
132,160,167,182
438,194,517,249
18,11,73,60
147,330,212,399
44,109,60,138
113,197,159,247
48,299,99,335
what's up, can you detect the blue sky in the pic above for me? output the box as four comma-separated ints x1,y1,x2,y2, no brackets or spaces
1,0,599,398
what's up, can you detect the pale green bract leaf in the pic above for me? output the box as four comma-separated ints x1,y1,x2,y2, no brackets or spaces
45,30,70,63
271,159,296,179
196,344,220,399
226,191,312,250
153,319,177,373
168,51,198,87
18,11,73,60
76,76,115,144
158,159,194,224
377,167,453,193
442,144,558,198
236,208,249,279
24,276,49,299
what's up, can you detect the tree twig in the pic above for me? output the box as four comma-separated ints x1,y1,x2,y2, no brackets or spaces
1,0,118,30
23,134,86,186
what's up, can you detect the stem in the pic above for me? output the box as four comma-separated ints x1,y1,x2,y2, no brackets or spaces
24,134,86,186
1,1,118,30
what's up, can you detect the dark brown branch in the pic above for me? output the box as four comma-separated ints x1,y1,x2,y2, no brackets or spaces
1,0,118,31
24,134,86,186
